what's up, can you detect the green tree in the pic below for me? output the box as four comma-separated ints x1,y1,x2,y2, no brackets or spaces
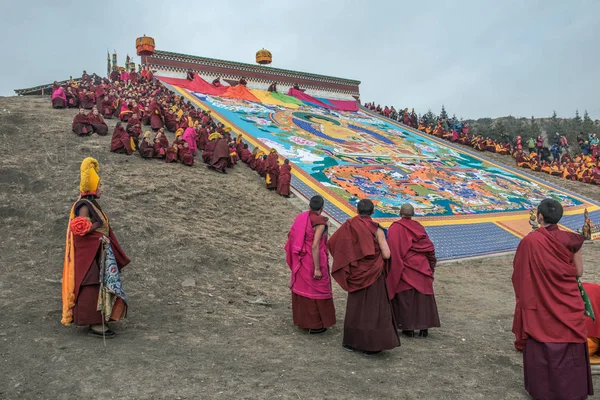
571,109,582,133
439,105,448,121
583,110,594,133
529,116,540,139
424,109,436,125
549,110,561,135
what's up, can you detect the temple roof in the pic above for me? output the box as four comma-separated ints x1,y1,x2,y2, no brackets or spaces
152,50,361,86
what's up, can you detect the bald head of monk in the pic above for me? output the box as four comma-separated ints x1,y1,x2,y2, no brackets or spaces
400,203,415,219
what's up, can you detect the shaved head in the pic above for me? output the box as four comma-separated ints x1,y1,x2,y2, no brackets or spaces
400,203,415,218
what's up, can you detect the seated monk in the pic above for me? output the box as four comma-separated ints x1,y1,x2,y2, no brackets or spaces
66,87,79,108
79,89,95,110
100,96,115,119
110,122,134,155
268,82,277,93
155,129,169,148
182,127,198,156
148,99,164,131
256,154,267,177
433,123,445,138
228,142,239,167
209,134,229,173
51,87,67,109
240,144,253,165
197,126,209,151
449,130,460,142
417,122,426,132
126,114,142,141
87,108,108,136
164,110,178,132
138,132,155,159
425,125,433,135
72,108,93,136
119,102,133,122
238,77,247,86
248,148,260,170
179,141,195,166
277,159,292,198
186,69,195,81
235,134,245,157
550,163,563,177
265,149,280,190
141,106,151,126
202,132,218,164
540,162,552,174
165,144,179,163
153,137,166,159
212,77,222,87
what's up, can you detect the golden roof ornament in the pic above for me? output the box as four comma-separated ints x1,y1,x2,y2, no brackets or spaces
256,49,272,65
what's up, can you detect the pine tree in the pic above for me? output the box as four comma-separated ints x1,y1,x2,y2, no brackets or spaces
583,110,594,133
529,116,540,138
571,109,582,133
549,110,560,135
424,109,436,125
440,105,448,121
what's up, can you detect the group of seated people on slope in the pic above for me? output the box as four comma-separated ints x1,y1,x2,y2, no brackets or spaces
51,70,293,196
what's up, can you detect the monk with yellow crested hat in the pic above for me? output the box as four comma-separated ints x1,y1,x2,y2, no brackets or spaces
62,157,130,338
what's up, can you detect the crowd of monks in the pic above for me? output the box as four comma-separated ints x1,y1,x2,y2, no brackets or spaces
51,70,292,196
365,102,600,186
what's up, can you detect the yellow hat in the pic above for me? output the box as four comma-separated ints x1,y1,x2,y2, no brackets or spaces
175,128,184,137
208,132,222,141
80,157,100,195
270,148,277,154
224,127,231,133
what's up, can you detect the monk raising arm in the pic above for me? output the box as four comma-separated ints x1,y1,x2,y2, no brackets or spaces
574,249,584,277
377,228,391,259
312,225,326,280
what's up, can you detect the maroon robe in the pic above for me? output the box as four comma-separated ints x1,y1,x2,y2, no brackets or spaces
110,126,133,155
153,141,166,159
101,98,115,119
210,138,229,171
148,101,163,131
165,147,179,163
265,153,280,189
512,224,592,399
72,114,93,136
387,218,440,332
126,118,142,139
240,148,253,164
72,199,129,326
66,91,79,108
138,139,154,158
165,112,178,132
328,215,400,352
202,139,216,164
277,164,292,196
179,146,194,166
80,93,95,109
256,158,266,177
87,113,108,136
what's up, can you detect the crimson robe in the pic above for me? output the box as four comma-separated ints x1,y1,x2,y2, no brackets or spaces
210,138,229,171
240,148,253,164
277,164,292,196
148,101,163,130
87,113,108,136
265,153,280,189
179,147,194,166
165,147,179,163
512,225,586,350
138,140,154,158
72,114,92,136
328,216,384,293
110,126,133,155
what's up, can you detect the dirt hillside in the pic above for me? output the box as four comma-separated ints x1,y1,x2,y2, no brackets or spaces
1,96,599,399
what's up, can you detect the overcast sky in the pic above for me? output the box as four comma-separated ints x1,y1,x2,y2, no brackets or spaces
1,0,598,119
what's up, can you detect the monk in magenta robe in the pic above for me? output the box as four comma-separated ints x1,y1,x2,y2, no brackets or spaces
265,149,280,190
72,108,93,136
285,195,336,334
387,204,440,338
110,122,133,155
87,108,108,136
51,87,67,109
210,136,229,173
277,159,292,197
512,199,592,400
182,127,198,156
328,199,400,355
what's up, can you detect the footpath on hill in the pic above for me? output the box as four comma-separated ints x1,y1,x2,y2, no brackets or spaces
1,96,599,399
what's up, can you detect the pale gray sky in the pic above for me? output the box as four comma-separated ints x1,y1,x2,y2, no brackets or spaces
1,0,598,119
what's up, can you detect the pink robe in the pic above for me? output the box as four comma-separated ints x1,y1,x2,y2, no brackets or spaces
51,87,67,102
182,127,198,156
284,211,332,300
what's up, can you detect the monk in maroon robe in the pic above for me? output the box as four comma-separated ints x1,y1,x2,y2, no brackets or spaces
512,199,592,400
265,149,280,189
210,136,229,173
126,114,142,141
100,96,115,119
87,108,108,136
165,145,179,163
80,89,95,109
240,144,253,164
387,204,440,337
164,111,178,132
327,199,400,355
72,108,93,136
110,122,133,155
148,99,163,131
277,159,292,197
138,133,154,159
179,142,195,166
66,87,79,108
256,155,267,177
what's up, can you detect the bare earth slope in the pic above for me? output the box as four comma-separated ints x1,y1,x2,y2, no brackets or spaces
1,96,599,399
